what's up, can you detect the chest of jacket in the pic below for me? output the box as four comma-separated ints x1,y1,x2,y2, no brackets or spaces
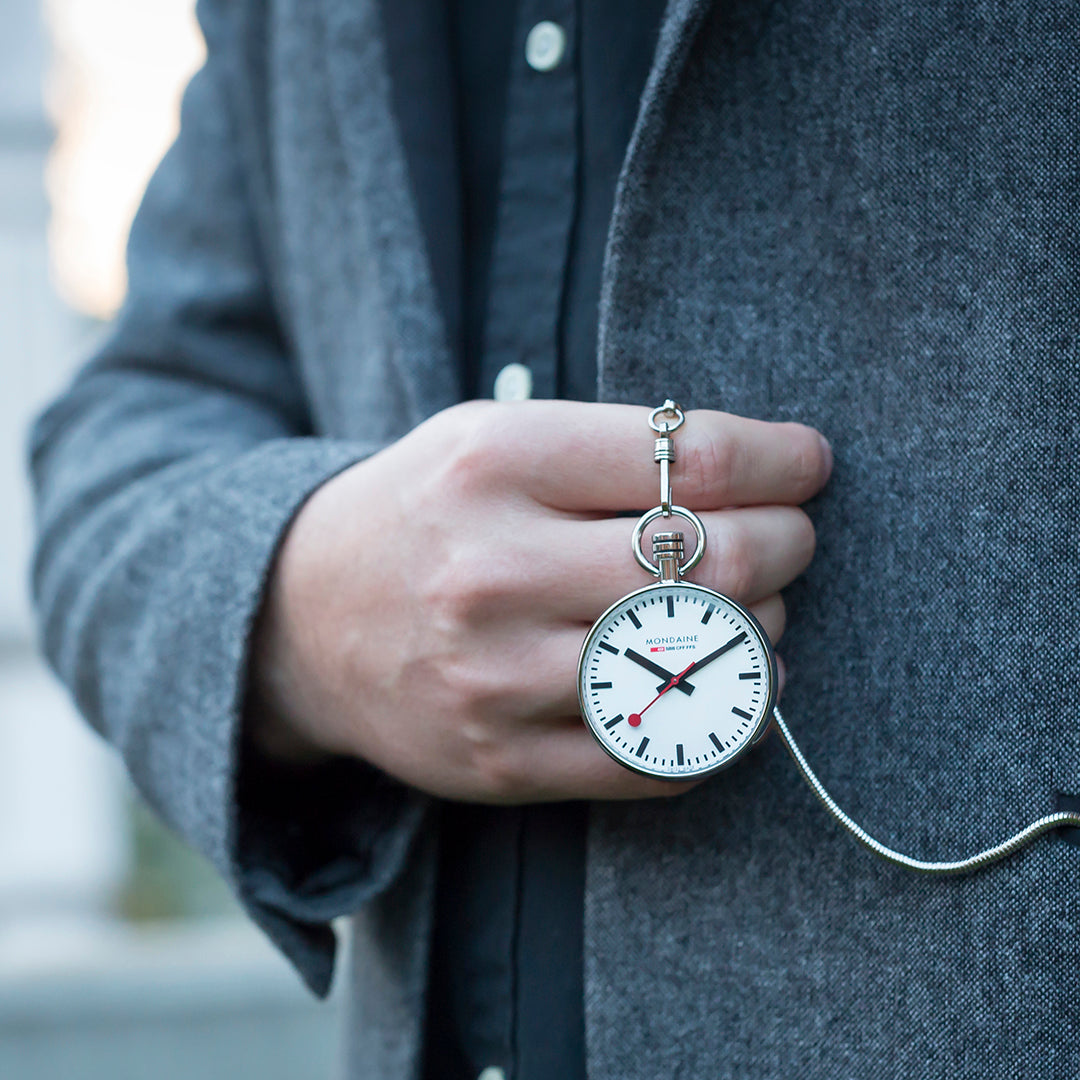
243,2,1080,1074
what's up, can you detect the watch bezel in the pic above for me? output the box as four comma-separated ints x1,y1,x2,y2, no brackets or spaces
576,580,778,781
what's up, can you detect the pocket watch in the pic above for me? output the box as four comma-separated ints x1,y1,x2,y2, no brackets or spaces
576,400,1080,875
578,542,777,780
579,401,776,779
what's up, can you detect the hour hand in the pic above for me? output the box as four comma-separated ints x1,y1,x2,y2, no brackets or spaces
623,648,696,695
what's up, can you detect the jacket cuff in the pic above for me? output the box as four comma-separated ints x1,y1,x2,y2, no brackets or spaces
211,438,429,997
114,436,430,998
234,744,429,997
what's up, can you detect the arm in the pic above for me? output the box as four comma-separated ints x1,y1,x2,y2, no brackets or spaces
31,0,833,1003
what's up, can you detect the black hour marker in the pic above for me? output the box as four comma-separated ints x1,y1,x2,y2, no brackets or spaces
666,595,675,618
598,641,619,655
604,714,624,730
709,732,724,752
739,671,761,680
627,609,642,629
635,737,650,757
676,744,684,766
591,681,612,690
732,707,753,720
701,605,714,625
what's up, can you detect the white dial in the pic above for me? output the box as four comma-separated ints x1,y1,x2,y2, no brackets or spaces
577,582,777,779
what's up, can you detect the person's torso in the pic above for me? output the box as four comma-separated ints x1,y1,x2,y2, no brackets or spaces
228,0,1080,1075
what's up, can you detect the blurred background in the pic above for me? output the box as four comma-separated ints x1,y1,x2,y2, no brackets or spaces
0,2,341,1076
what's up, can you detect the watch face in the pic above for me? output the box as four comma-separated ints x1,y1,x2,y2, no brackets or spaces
577,582,777,780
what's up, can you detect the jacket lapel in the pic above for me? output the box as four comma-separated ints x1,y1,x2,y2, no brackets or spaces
320,0,461,420
597,0,714,403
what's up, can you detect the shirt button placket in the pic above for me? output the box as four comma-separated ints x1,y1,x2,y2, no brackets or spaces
480,0,577,405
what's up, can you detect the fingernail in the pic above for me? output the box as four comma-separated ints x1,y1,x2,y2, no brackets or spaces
818,434,833,478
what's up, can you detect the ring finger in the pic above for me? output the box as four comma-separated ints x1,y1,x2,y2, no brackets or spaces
532,506,815,622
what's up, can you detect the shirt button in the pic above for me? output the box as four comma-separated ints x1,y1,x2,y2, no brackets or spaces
477,1070,506,1080
493,362,533,402
525,21,567,72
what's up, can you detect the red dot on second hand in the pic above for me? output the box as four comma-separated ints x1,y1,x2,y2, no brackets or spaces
628,714,642,728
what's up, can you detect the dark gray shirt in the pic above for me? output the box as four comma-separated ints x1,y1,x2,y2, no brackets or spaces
424,2,664,1077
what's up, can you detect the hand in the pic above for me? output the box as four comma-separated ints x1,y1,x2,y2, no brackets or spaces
247,400,831,803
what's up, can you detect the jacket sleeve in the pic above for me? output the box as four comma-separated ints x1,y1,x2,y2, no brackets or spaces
28,2,428,998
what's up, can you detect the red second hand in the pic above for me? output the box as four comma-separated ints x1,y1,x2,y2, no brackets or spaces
627,661,696,728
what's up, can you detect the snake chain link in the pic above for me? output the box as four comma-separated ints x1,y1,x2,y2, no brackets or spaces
772,706,1080,874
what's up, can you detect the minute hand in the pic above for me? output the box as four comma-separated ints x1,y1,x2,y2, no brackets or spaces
683,631,748,679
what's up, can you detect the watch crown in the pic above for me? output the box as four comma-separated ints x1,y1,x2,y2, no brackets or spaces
652,531,685,582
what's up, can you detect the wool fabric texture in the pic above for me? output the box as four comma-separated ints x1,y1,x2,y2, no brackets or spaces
30,1,1080,1077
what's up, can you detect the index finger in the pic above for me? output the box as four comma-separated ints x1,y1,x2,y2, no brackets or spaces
498,401,832,512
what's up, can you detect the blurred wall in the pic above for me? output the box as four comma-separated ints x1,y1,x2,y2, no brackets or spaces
0,0,126,922
0,0,80,639
0,3,341,1076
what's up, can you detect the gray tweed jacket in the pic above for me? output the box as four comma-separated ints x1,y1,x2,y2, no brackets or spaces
30,0,1080,1076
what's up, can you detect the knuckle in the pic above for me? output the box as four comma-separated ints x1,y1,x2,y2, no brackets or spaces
786,426,829,496
681,431,739,503
424,550,518,628
469,738,524,801
712,523,755,598
432,649,500,714
442,669,531,801
427,557,478,622
431,399,532,497
439,423,501,495
436,397,499,434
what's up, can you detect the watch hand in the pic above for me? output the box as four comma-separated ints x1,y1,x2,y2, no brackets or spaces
628,661,696,727
623,648,696,695
681,631,748,680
